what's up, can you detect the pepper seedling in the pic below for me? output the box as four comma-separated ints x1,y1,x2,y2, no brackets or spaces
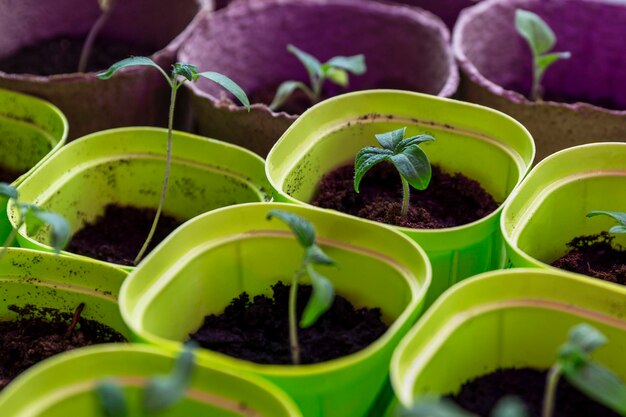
400,396,528,417
515,9,571,101
78,0,117,73
0,182,70,259
269,44,366,111
266,210,336,365
354,127,434,217
98,57,250,265
96,343,197,417
587,211,626,235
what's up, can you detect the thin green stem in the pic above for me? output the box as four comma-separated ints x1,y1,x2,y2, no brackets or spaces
289,265,306,365
134,80,179,265
0,219,23,261
77,0,116,73
542,364,562,417
401,176,410,217
531,60,542,101
311,76,323,103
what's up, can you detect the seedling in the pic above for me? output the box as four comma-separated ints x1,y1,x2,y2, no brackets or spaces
96,343,197,417
78,0,117,73
269,44,366,111
354,127,434,217
0,182,70,259
98,57,250,264
400,396,528,417
515,9,571,101
587,211,626,235
267,210,335,365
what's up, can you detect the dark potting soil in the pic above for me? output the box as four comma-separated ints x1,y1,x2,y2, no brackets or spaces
0,304,126,390
66,204,183,266
189,282,389,365
0,165,23,184
551,232,626,284
0,36,153,75
450,368,621,417
311,163,499,229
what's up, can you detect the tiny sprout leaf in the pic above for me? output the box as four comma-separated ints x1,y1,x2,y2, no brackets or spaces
490,397,528,417
97,56,164,80
587,211,626,235
0,183,18,200
567,323,607,353
326,54,367,75
610,225,626,234
399,399,480,417
287,44,322,79
535,51,571,74
397,134,435,152
376,127,407,150
390,145,432,191
172,63,199,82
96,380,129,417
300,265,335,328
515,9,556,55
267,210,315,248
305,244,335,266
562,360,626,415
198,71,250,110
33,211,71,253
269,81,309,110
325,67,349,87
354,147,394,192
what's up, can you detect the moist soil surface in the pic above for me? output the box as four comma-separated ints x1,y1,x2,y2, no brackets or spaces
450,368,621,417
311,163,498,229
189,282,388,365
66,204,183,266
0,304,126,390
0,165,23,184
0,36,153,75
551,232,626,284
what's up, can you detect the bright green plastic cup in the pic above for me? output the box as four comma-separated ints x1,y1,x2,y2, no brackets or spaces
266,90,535,304
120,202,432,417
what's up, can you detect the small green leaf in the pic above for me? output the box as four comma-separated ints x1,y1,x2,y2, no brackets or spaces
587,211,626,227
400,399,479,417
353,147,393,192
267,210,316,248
325,67,349,87
567,323,607,353
562,361,626,415
198,71,250,110
287,44,322,80
390,145,432,191
32,211,71,253
491,397,528,417
515,9,556,56
300,265,334,328
609,225,626,234
375,127,407,150
0,183,18,200
96,380,129,417
97,56,167,81
536,51,571,74
172,63,199,82
326,54,367,75
396,134,435,152
305,244,335,266
269,81,309,111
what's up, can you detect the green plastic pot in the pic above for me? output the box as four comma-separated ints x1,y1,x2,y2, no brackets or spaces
266,90,535,304
501,142,626,277
391,268,626,409
0,344,302,417
7,127,270,270
120,202,432,417
0,88,67,243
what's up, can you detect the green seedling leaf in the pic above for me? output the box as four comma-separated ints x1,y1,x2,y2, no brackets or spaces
326,54,367,75
269,81,310,110
172,63,199,82
400,399,480,417
587,210,626,234
305,244,335,266
198,71,250,110
567,323,607,353
325,67,349,87
287,44,322,80
32,211,71,253
300,264,335,328
390,145,432,191
354,147,394,192
536,51,571,74
96,379,129,417
97,56,169,82
0,183,18,200
376,127,407,150
515,9,556,55
561,360,626,415
267,210,316,248
490,397,528,417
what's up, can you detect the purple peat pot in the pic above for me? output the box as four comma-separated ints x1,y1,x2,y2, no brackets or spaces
454,0,626,161
0,0,203,140
180,0,458,157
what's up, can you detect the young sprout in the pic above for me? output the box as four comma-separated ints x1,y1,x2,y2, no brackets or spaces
78,0,117,73
267,210,336,365
354,127,434,218
96,343,197,417
400,396,528,417
587,211,626,235
98,58,250,265
515,9,571,101
0,182,70,259
269,44,366,111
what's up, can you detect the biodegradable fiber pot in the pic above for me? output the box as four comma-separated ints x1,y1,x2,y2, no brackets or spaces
391,268,626,408
0,0,204,140
454,0,626,161
7,127,270,270
119,202,432,417
0,344,301,417
501,142,626,276
266,90,535,305
180,0,458,157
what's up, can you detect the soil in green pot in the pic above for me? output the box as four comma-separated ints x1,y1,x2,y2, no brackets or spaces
550,232,626,285
0,304,126,390
0,37,152,75
0,165,24,184
189,282,388,365
66,204,183,266
449,368,620,417
311,163,498,229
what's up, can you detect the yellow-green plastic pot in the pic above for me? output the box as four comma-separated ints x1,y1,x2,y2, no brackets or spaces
265,90,535,305
391,268,626,408
0,88,67,243
119,202,432,417
7,127,270,270
501,142,626,277
0,344,302,417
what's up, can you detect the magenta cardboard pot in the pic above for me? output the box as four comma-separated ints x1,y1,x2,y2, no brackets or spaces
0,0,204,140
454,0,626,161
181,0,458,157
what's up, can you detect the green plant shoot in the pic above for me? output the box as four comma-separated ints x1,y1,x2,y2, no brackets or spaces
269,44,366,111
354,127,434,217
400,396,528,417
96,343,197,417
515,9,571,101
267,209,335,365
587,211,626,235
78,0,117,73
0,182,70,259
98,57,250,265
